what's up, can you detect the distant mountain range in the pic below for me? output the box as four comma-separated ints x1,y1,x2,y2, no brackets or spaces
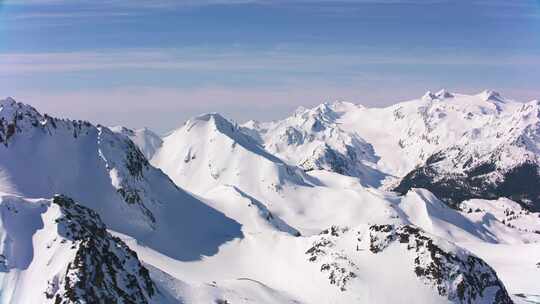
0,91,538,303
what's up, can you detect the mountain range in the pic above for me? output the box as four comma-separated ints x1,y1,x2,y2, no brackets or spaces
0,90,539,303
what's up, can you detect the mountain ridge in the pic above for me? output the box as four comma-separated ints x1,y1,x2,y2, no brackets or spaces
1,93,539,303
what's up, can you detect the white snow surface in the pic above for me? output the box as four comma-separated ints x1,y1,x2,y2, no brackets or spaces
240,90,540,188
111,125,163,160
0,98,242,262
0,93,539,303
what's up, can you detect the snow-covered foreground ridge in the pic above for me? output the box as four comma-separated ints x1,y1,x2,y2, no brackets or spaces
0,92,539,303
0,194,158,303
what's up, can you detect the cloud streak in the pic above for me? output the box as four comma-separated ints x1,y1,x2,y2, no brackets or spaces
2,48,539,75
5,0,538,23
4,0,446,6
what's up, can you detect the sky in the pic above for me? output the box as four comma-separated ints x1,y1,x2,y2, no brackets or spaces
1,0,540,133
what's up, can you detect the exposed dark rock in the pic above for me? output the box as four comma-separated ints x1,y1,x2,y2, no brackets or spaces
395,149,540,211
305,226,357,291
48,195,156,304
368,224,513,304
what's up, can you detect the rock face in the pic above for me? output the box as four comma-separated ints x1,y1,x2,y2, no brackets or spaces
394,98,540,211
305,223,513,304
0,193,157,304
305,226,358,291
0,97,92,146
47,195,156,304
395,149,540,211
368,224,513,304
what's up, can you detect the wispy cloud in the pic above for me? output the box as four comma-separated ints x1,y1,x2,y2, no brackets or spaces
2,48,539,75
13,0,539,9
472,0,540,8
6,0,538,22
4,0,445,6
8,11,137,19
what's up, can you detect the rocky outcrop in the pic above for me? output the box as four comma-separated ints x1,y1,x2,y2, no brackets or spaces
368,224,512,304
0,97,92,146
46,195,156,304
305,223,513,303
305,226,358,291
395,147,540,211
395,98,540,211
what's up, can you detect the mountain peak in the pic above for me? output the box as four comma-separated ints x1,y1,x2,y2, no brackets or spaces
435,89,454,99
479,90,504,102
180,112,272,157
292,102,339,126
242,119,260,129
422,90,454,101
192,112,226,122
0,97,41,120
422,91,437,101
293,106,308,117
110,125,163,160
1,97,16,105
190,112,231,125
314,102,338,117
110,125,133,135
185,112,238,136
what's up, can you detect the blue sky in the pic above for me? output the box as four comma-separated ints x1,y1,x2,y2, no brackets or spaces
1,0,540,132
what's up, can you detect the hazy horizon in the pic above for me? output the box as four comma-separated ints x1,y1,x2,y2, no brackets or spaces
2,88,532,134
2,0,539,132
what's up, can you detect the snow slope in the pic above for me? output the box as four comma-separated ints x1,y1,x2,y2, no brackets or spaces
1,94,539,303
242,90,531,179
152,104,539,242
0,193,161,304
241,90,540,209
148,108,539,303
0,98,242,261
395,97,540,210
337,89,525,177
242,102,386,187
152,113,309,195
126,214,519,304
146,92,540,303
111,126,163,160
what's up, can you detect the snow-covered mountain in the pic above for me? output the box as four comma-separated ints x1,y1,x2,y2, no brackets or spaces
241,90,540,211
394,95,540,211
145,93,539,302
127,187,535,303
0,98,242,262
306,223,513,303
0,193,158,303
111,126,163,160
152,113,309,195
337,89,525,177
241,102,385,187
1,93,540,304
